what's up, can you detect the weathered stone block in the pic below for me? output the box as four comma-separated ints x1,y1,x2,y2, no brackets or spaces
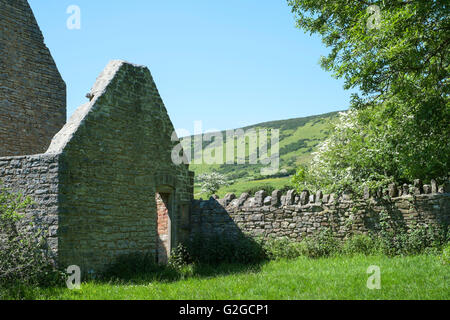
388,183,398,198
286,189,297,205
255,190,267,207
431,179,438,193
271,190,281,207
300,190,310,205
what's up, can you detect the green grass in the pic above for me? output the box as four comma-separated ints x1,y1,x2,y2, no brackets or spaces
5,254,449,300
195,176,293,199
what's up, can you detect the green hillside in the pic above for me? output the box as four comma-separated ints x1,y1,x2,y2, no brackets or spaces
187,111,342,198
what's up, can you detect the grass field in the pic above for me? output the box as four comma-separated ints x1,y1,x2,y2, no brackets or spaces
194,176,293,199
6,254,448,300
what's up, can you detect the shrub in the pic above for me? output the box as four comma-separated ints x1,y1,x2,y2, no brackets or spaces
197,173,230,195
442,243,450,265
291,165,308,193
341,234,379,256
403,224,442,255
263,238,307,260
169,243,192,269
0,185,63,288
263,230,341,259
377,211,448,256
301,229,341,258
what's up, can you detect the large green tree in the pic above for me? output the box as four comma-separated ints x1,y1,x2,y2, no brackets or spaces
289,0,449,193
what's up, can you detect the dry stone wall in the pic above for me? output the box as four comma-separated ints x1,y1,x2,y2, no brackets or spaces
191,182,450,241
0,0,66,156
0,154,60,259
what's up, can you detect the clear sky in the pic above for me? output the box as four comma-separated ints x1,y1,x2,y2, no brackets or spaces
28,0,353,134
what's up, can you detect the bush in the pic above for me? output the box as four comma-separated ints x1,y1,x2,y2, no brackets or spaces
442,243,450,265
341,234,379,256
263,238,307,260
263,230,342,260
169,243,192,269
263,226,446,260
377,211,448,256
197,173,230,195
0,185,63,288
301,229,341,258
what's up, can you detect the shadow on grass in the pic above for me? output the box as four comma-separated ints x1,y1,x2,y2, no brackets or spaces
99,260,268,286
0,261,268,300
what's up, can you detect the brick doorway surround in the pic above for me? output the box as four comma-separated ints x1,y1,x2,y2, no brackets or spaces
156,190,172,264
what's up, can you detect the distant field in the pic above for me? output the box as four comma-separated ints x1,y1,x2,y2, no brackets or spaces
194,176,293,199
8,255,448,300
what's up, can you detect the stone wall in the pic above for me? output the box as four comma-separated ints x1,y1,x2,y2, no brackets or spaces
45,60,193,274
191,182,450,242
0,0,66,156
0,60,194,275
0,154,60,258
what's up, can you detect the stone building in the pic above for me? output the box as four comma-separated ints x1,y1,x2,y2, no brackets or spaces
0,0,66,156
0,1,194,274
2,0,448,278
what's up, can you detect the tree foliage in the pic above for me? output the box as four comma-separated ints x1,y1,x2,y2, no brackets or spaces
197,172,230,196
289,0,449,193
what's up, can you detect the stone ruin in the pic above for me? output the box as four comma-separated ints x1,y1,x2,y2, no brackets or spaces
0,0,66,156
191,181,450,242
0,1,194,274
1,0,449,275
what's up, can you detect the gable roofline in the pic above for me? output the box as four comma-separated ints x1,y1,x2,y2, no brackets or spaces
46,60,148,154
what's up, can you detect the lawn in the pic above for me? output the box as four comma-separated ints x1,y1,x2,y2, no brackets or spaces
6,254,449,300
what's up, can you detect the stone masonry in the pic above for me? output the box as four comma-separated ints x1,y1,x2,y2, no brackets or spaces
0,154,60,259
191,183,450,242
0,1,194,274
0,0,66,156
1,0,448,277
1,60,194,274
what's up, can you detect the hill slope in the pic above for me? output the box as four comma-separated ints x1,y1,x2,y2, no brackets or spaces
187,111,341,189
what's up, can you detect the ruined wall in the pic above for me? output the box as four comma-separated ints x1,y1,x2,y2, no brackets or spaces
0,0,66,156
191,183,450,241
0,154,60,258
45,60,193,274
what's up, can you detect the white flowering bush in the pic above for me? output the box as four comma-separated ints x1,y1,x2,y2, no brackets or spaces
197,172,230,196
293,110,389,195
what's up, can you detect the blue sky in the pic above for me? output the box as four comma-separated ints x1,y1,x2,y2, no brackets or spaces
29,0,353,134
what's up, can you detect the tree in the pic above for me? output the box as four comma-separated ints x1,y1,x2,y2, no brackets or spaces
197,173,230,196
289,0,449,193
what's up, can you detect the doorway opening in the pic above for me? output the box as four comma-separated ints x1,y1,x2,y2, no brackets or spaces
156,191,171,264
